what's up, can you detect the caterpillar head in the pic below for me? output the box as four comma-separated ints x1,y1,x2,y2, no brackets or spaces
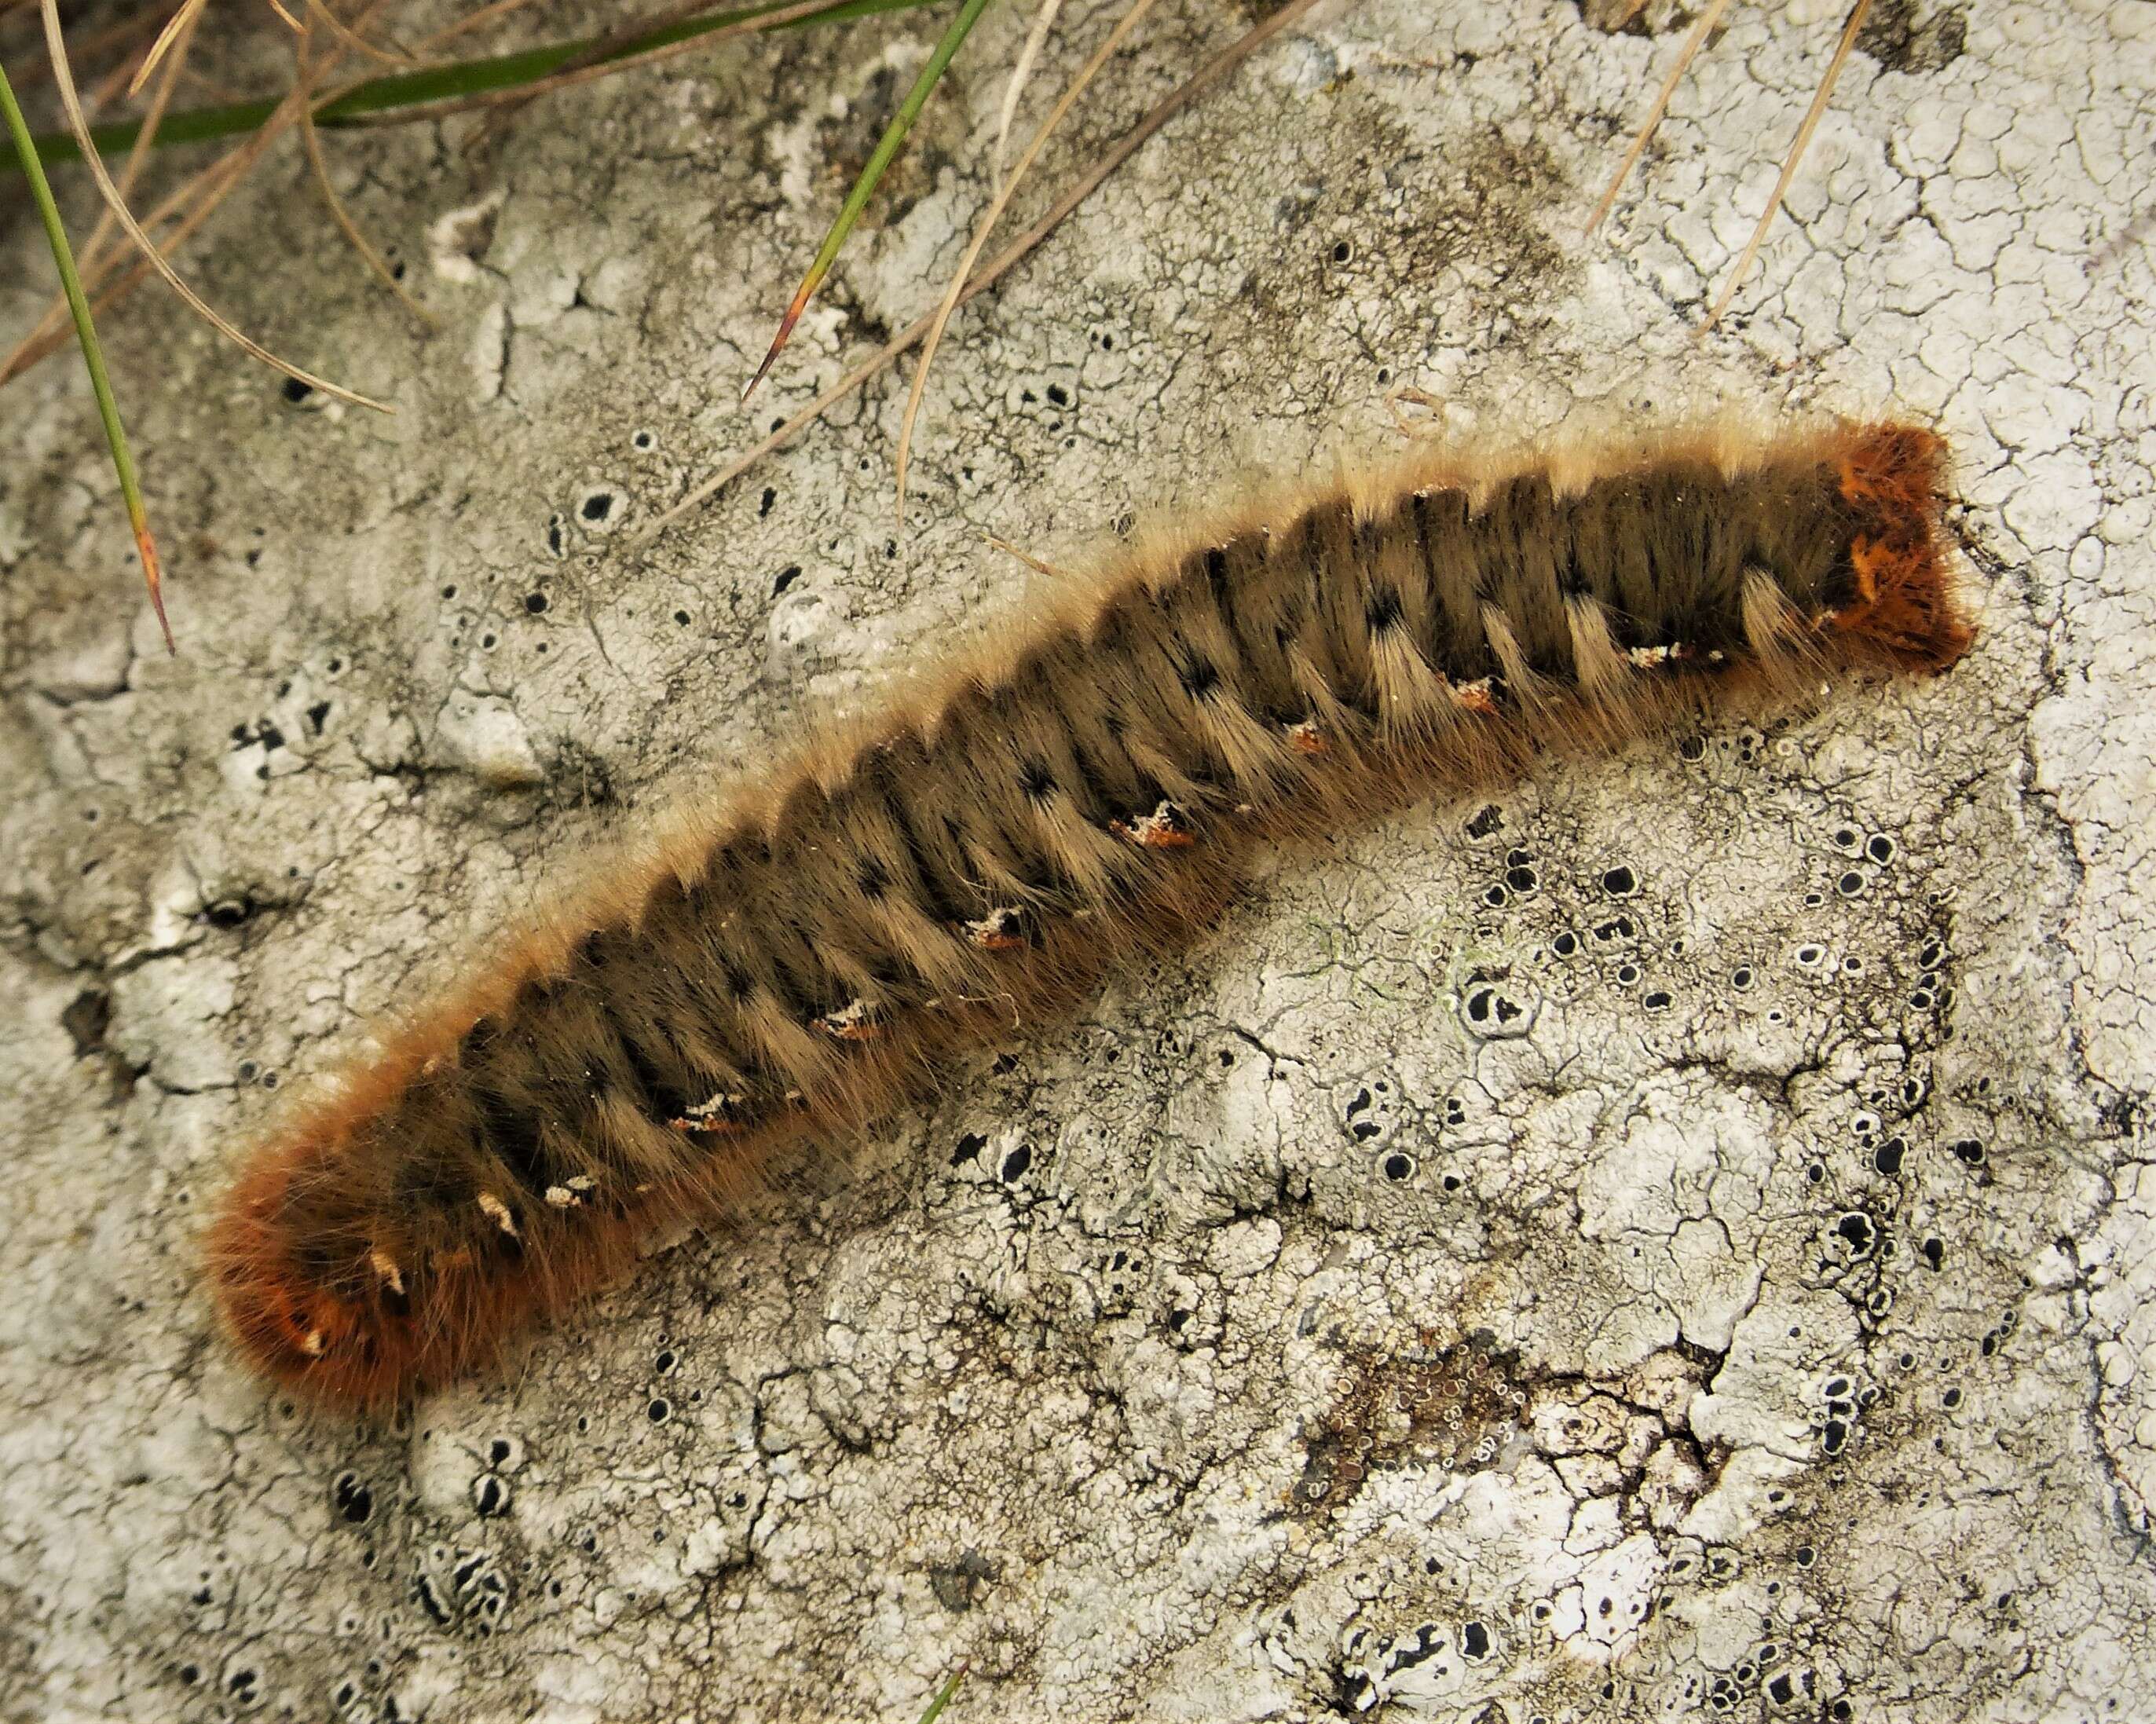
1828,422,1975,675
205,1148,426,1408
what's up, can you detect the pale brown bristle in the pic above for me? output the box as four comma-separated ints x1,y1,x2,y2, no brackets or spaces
206,417,1975,1408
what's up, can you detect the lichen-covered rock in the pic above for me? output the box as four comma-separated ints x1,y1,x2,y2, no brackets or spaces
3,2,2152,1719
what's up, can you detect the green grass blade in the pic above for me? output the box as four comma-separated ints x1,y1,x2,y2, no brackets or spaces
14,0,937,168
742,0,1001,399
913,1660,969,1724
0,56,170,650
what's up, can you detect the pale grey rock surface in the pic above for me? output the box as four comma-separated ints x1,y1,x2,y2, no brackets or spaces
2,2,2153,1720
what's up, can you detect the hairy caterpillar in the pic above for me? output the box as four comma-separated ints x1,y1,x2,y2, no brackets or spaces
209,418,1973,1408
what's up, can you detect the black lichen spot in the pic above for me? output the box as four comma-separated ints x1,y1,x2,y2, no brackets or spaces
1506,862,1539,893
60,987,110,1057
472,1473,510,1517
646,1397,672,1424
1552,931,1579,957
930,1548,996,1613
307,700,331,735
1461,1621,1491,1660
580,491,615,523
1678,734,1708,762
1462,984,1526,1033
332,1471,373,1525
774,565,801,596
1601,864,1638,897
1836,870,1866,898
414,1573,451,1627
1643,989,1672,1012
760,486,778,517
1867,833,1898,865
282,378,313,404
1836,1213,1876,1256
524,591,549,614
1921,1235,1945,1270
1858,0,1967,74
674,609,691,626
1874,1137,1907,1175
1381,1151,1415,1182
1951,1137,1986,1166
952,1132,986,1167
1465,803,1503,839
1822,1418,1848,1456
1000,1143,1033,1183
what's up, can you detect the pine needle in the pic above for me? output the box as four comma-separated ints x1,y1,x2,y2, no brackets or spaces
895,0,1159,518
36,0,392,409
992,0,1062,184
302,0,423,71
1581,0,1731,237
1701,0,1872,331
417,0,554,52
298,28,437,324
130,0,207,97
986,533,1067,580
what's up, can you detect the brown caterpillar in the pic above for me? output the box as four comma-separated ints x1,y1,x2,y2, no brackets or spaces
208,418,1974,1408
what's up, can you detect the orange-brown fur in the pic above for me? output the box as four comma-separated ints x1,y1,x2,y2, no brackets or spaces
207,419,1974,1407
